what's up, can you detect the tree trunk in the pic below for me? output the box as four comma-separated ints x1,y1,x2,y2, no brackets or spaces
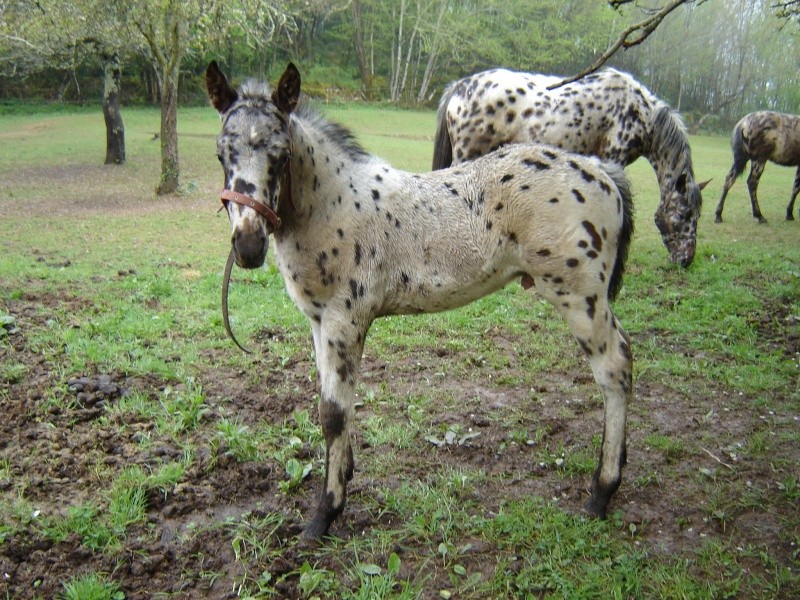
416,0,448,102
156,70,179,195
102,51,125,165
352,0,372,94
149,0,185,195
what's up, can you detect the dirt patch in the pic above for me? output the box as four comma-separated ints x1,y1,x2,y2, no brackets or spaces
1,284,799,598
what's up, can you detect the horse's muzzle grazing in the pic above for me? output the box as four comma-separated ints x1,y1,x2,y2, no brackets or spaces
232,227,267,269
679,243,695,268
662,243,694,269
655,213,695,268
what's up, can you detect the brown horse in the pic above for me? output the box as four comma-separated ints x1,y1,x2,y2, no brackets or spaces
715,111,800,223
207,61,635,539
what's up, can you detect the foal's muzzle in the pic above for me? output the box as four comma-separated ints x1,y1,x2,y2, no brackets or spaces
220,189,282,269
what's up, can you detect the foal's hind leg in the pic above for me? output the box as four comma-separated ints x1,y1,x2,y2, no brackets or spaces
303,316,367,539
786,166,800,221
542,288,632,518
747,160,768,223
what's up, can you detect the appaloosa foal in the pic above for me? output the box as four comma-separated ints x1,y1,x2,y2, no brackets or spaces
207,61,634,539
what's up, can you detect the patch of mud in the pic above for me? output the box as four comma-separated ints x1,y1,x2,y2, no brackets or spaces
1,288,798,599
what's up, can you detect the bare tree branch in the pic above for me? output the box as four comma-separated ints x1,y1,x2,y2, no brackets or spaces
548,0,700,89
772,0,800,18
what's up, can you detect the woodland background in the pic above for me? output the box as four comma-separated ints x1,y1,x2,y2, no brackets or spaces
2,0,799,131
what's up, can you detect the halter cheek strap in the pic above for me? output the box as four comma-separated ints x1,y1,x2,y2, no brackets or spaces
220,189,282,232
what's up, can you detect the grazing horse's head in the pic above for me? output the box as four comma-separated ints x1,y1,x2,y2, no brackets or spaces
648,107,708,268
653,172,706,268
205,61,300,269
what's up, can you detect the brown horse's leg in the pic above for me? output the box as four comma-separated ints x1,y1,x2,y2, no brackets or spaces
715,165,740,223
746,160,768,224
787,166,800,221
302,317,365,540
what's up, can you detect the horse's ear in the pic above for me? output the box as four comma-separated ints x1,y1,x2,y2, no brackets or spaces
698,179,712,191
273,63,301,114
206,61,238,114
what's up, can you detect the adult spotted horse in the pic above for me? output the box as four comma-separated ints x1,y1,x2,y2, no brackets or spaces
433,67,707,267
207,61,634,539
715,111,800,223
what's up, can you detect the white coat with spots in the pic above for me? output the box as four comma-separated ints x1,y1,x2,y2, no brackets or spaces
433,67,706,267
207,62,635,540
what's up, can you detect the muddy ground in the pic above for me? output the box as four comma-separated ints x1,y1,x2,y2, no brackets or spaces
1,282,799,599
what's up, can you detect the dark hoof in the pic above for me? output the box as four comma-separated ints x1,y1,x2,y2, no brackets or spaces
787,213,795,221
714,215,723,223
297,533,324,550
301,517,331,541
757,217,768,224
584,497,608,519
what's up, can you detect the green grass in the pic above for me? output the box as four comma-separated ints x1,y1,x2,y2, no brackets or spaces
1,103,798,598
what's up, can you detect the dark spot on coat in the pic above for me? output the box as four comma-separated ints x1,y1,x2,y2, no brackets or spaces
319,400,346,442
582,220,603,251
586,294,598,319
523,158,550,170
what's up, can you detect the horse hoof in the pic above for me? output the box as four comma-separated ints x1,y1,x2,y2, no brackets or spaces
584,498,608,519
787,214,795,221
757,217,768,224
297,533,324,549
301,516,331,541
714,215,723,223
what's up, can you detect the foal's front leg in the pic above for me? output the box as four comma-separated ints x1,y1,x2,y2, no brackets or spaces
303,316,367,539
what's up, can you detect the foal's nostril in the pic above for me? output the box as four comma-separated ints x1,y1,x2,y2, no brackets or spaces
232,229,267,269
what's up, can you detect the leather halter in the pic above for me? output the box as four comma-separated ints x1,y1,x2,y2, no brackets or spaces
220,189,282,232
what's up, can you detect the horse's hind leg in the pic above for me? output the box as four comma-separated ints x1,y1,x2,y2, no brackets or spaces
715,163,742,223
747,160,768,223
542,288,632,518
786,166,800,221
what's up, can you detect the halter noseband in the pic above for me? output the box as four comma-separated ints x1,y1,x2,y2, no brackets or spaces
220,189,282,232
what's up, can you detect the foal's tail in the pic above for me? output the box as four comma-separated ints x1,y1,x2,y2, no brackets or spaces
727,120,749,180
602,163,635,301
432,81,458,170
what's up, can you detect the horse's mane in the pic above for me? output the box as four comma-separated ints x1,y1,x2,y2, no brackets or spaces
649,105,694,175
236,79,370,164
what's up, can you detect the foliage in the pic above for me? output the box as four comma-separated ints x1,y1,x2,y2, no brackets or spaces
1,0,797,126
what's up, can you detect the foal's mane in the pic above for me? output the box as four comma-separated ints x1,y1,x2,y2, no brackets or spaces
294,101,371,163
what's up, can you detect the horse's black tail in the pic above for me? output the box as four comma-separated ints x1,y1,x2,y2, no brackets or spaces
603,163,635,301
432,81,457,170
728,120,749,180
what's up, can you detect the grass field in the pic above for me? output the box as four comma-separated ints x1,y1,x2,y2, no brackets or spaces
1,99,798,599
